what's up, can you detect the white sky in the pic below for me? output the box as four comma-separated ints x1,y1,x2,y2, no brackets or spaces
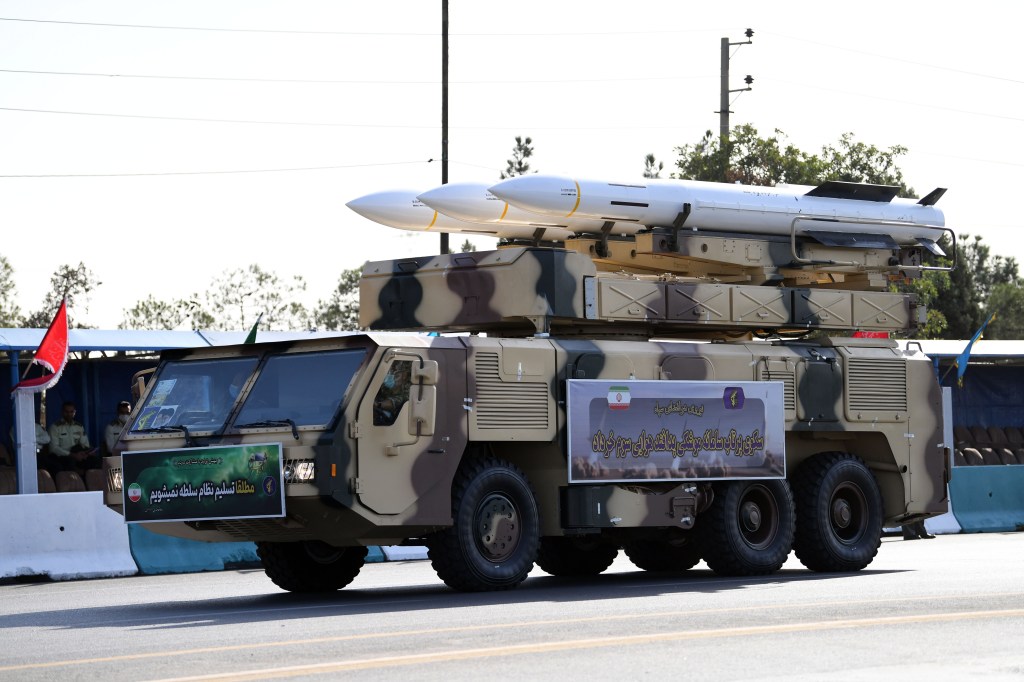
2,0,1021,329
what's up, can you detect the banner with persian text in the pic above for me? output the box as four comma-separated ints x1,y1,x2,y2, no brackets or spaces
122,443,285,523
568,380,785,483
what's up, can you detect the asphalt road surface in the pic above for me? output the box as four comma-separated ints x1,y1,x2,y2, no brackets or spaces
1,533,1023,681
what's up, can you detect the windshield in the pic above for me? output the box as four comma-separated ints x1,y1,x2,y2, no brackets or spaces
235,349,366,427
131,356,259,433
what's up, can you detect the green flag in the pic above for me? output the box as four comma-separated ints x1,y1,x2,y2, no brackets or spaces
244,313,264,344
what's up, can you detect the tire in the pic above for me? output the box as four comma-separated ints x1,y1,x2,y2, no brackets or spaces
624,534,701,572
536,536,618,577
256,541,368,593
791,452,883,572
698,479,795,576
425,456,539,592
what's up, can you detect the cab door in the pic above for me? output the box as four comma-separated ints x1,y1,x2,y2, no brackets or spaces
354,348,465,520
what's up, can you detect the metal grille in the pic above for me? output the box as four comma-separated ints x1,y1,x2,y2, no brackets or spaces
759,369,796,412
283,459,315,484
474,352,550,429
846,357,908,412
107,467,123,492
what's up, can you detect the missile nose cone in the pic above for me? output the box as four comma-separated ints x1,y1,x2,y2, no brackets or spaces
489,174,581,217
346,190,433,229
418,182,504,222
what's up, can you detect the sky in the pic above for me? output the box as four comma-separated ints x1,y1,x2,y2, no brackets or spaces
2,0,1021,329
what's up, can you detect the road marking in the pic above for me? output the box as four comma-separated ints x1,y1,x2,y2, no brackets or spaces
1,592,1022,673
147,608,1024,681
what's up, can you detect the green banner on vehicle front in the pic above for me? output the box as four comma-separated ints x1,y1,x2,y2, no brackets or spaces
122,443,285,523
568,380,786,483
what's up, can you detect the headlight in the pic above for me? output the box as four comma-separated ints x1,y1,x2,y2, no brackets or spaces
110,468,123,493
284,460,315,483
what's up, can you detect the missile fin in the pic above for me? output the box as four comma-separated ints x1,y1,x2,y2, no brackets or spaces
917,188,947,206
805,181,900,203
916,238,946,257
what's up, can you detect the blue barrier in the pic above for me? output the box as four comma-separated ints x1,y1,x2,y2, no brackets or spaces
949,466,1024,533
127,525,387,574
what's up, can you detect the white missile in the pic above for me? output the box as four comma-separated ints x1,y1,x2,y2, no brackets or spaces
346,190,573,241
417,182,642,236
488,174,948,247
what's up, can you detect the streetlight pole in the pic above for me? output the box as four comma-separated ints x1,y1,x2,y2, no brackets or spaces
715,28,754,180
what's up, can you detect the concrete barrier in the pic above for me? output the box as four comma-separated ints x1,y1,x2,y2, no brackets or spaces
949,465,1024,533
382,546,429,561
0,491,137,580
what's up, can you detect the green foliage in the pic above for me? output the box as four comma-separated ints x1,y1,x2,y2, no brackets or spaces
643,153,663,179
314,268,362,332
986,283,1024,340
0,255,21,327
500,135,534,179
23,262,100,328
673,125,912,193
205,265,312,331
459,239,477,253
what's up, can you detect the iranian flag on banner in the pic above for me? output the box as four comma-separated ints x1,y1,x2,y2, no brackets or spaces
12,298,69,394
607,386,631,410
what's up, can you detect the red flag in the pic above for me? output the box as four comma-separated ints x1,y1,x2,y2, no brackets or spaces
12,298,69,393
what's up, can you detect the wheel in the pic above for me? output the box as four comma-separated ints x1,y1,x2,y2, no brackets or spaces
697,479,795,576
425,456,539,591
256,541,368,593
536,536,618,576
624,533,701,572
791,452,883,572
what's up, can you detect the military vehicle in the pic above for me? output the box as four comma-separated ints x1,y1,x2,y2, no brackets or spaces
103,179,953,593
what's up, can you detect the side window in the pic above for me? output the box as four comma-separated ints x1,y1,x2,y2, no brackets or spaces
373,360,412,426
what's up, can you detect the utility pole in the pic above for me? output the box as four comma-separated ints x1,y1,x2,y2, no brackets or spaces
716,28,754,180
440,0,450,255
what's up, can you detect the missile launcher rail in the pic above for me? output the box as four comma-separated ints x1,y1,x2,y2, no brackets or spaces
360,245,924,338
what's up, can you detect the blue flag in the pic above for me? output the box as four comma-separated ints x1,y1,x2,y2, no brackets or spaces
954,313,995,387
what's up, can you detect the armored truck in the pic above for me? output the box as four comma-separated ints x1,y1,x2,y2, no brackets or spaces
103,241,950,593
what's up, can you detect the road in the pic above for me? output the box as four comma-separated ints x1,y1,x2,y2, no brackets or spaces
1,533,1023,681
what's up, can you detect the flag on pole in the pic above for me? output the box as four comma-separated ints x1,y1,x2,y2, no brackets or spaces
11,298,69,393
954,313,995,387
244,312,264,345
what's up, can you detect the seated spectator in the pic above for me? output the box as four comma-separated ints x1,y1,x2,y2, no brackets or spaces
47,400,99,476
103,400,132,455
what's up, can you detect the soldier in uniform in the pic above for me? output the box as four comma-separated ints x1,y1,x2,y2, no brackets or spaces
47,400,98,475
103,400,132,455
373,361,412,426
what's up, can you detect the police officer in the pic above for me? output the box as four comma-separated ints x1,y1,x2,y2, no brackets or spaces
48,400,97,474
103,400,132,455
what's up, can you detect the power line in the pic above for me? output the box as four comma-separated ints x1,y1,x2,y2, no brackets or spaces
0,160,432,178
0,16,724,37
764,31,1024,86
0,67,708,85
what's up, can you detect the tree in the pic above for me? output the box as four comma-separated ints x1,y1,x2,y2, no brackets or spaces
23,262,101,328
500,135,534,179
903,234,1020,339
674,125,823,186
120,296,215,331
986,283,1024,340
0,255,21,327
643,153,663,179
203,265,312,331
673,125,912,192
459,239,477,253
314,268,362,331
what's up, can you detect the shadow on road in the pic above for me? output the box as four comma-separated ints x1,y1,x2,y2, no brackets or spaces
0,564,907,632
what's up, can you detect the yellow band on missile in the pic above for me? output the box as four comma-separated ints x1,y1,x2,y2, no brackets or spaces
566,180,581,218
426,211,438,230
499,202,510,222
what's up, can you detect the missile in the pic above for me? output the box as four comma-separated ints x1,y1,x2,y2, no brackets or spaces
488,174,948,246
346,190,573,241
417,182,642,236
